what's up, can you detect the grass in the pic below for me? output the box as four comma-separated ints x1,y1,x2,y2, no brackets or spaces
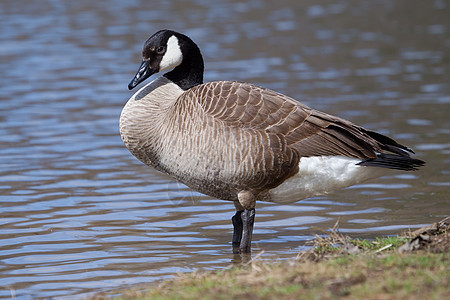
104,252,448,300
353,236,408,250
91,218,449,300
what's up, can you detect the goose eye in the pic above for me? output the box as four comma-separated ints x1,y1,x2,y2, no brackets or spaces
156,46,165,54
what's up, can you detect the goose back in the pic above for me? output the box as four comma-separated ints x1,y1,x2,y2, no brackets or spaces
188,81,390,159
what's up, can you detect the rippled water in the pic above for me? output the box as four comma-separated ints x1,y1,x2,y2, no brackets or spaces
1,0,449,299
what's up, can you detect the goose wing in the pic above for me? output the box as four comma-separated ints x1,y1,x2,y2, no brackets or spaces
183,81,412,160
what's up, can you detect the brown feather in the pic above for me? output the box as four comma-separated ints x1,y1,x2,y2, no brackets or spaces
185,81,390,160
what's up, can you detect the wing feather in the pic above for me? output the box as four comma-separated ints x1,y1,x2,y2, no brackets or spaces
181,80,413,161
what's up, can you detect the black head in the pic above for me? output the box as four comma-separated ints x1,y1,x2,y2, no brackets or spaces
128,30,204,91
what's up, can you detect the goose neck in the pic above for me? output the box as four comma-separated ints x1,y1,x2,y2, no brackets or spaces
164,45,204,90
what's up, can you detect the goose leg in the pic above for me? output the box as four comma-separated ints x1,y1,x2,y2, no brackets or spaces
232,210,243,253
239,208,255,253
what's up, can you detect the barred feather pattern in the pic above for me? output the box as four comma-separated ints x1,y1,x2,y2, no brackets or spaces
120,77,423,203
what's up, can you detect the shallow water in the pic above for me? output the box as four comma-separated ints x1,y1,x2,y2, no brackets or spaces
1,0,449,299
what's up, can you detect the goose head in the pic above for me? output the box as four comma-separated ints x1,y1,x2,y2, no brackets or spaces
128,30,204,91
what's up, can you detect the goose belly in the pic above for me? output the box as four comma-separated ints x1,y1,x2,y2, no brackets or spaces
268,156,387,204
157,150,242,201
155,133,260,201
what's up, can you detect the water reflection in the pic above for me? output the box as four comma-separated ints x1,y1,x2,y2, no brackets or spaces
1,0,449,299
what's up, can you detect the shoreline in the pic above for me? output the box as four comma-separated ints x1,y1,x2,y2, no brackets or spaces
91,217,449,299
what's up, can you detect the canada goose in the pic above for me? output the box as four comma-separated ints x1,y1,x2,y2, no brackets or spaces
120,29,425,254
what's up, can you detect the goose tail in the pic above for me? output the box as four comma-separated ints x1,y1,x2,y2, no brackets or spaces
357,153,425,171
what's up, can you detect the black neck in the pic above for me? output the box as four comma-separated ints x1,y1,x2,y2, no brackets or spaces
164,45,204,90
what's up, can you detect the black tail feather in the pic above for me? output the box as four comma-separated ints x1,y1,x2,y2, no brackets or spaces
361,129,414,156
357,153,425,171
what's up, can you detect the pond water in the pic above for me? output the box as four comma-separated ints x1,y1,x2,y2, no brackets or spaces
0,0,449,299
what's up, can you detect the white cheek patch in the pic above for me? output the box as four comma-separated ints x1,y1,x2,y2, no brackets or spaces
159,35,183,71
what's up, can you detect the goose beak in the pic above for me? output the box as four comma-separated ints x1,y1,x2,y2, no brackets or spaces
128,60,157,90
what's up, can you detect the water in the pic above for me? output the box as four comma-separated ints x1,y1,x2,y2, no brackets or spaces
1,0,449,298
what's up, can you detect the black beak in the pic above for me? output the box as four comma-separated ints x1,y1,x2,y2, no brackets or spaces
128,60,157,90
